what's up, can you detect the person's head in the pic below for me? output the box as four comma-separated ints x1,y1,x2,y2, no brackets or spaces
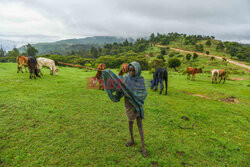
129,65,135,77
127,61,141,77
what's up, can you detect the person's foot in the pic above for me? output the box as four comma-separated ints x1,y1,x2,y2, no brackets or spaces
142,148,148,157
126,141,134,147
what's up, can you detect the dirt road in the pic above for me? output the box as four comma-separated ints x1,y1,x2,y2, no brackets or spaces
157,45,250,70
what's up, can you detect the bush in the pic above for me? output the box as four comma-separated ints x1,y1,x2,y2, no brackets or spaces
177,54,184,58
150,59,165,69
186,54,192,61
168,58,181,71
168,52,175,58
193,53,198,60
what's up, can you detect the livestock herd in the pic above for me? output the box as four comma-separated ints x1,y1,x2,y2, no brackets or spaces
16,55,227,94
16,55,58,79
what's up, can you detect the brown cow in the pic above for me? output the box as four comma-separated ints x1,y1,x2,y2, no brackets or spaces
218,70,227,83
118,63,129,76
92,63,106,90
17,55,28,73
187,67,202,80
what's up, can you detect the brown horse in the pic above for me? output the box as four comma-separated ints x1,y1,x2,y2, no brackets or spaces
17,55,28,73
187,67,202,80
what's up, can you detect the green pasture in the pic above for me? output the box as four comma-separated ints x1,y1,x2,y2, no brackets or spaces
0,63,249,166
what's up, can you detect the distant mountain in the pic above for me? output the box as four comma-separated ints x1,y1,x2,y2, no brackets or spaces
242,43,250,47
18,36,135,55
0,39,24,51
54,36,134,45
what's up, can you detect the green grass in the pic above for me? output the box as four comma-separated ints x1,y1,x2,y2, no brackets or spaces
0,63,249,166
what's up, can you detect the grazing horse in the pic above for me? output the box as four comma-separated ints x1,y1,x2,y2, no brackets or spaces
16,55,28,73
150,67,168,95
92,63,106,90
187,67,202,80
118,63,129,76
27,56,40,79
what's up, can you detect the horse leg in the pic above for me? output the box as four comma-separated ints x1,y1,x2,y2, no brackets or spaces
223,76,226,83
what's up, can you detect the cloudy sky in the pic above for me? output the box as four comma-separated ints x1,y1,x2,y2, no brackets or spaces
0,0,250,43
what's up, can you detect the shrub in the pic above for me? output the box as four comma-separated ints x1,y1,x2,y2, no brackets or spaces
168,58,181,71
186,54,192,61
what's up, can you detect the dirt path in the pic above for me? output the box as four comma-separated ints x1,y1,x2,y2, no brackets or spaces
156,45,250,71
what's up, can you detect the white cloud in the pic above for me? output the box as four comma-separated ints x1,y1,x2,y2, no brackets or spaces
0,0,250,43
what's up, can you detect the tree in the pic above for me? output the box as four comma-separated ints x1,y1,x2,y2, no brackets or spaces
193,53,198,60
195,44,204,52
0,46,5,57
160,48,166,55
168,58,181,71
26,44,38,57
206,40,211,47
150,59,165,69
91,46,98,59
161,37,170,45
216,41,225,51
157,55,165,62
206,51,210,55
210,56,215,61
186,54,192,61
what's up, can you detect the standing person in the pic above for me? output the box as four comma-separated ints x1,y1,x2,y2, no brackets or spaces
102,61,148,157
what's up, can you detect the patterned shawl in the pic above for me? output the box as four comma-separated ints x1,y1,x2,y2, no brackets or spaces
102,61,147,118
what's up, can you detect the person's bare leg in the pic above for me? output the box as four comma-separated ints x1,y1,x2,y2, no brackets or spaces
136,117,148,157
126,121,134,146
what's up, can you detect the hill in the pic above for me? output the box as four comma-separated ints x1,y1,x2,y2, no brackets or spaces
18,36,134,55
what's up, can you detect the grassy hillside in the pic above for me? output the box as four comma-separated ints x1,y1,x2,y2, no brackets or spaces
17,36,134,55
166,37,250,65
0,63,249,166
146,46,249,74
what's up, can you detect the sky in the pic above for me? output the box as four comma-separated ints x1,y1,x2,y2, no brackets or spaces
0,0,250,43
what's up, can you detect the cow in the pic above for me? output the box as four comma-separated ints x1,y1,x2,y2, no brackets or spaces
187,67,202,80
27,56,40,79
91,63,106,90
37,57,58,76
218,70,227,83
16,55,28,73
211,69,219,83
118,63,129,76
150,67,168,95
211,69,227,84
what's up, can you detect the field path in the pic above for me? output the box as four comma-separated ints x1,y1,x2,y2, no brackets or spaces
156,44,250,70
